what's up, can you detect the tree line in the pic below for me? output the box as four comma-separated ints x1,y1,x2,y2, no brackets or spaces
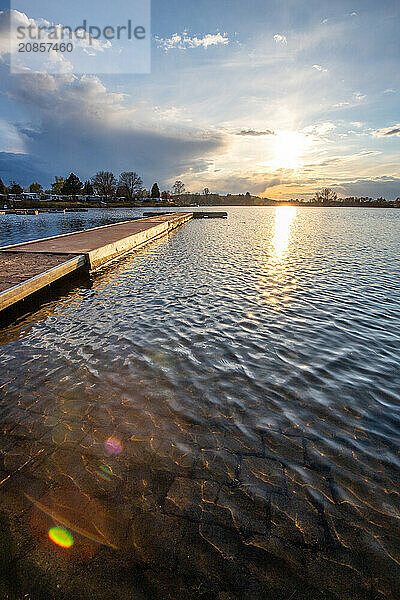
0,172,189,201
0,176,398,207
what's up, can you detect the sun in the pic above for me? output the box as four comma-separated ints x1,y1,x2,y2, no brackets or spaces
272,131,308,171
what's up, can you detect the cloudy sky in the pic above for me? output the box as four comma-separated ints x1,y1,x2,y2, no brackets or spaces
0,0,399,199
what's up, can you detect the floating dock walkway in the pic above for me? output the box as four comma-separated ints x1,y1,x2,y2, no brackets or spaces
0,212,192,320
144,211,227,219
1,208,89,214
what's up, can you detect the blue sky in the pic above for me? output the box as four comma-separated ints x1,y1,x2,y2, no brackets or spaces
0,0,399,199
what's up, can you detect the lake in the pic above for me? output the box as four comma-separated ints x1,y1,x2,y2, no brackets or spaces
0,206,399,600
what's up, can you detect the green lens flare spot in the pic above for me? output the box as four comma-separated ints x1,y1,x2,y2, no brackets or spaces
48,527,74,548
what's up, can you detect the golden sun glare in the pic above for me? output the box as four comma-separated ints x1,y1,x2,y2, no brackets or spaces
270,205,297,261
257,206,297,310
272,131,308,171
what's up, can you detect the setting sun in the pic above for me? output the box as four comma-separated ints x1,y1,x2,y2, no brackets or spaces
272,131,308,171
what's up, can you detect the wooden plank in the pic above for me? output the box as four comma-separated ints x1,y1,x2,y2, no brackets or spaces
0,219,141,252
143,211,227,219
1,213,192,256
87,213,192,269
0,252,78,292
0,254,87,312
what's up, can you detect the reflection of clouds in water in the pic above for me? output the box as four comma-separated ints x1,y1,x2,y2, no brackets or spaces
258,207,297,310
147,348,178,371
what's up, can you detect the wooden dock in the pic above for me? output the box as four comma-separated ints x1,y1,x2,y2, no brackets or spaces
143,211,227,219
1,208,89,214
0,212,192,319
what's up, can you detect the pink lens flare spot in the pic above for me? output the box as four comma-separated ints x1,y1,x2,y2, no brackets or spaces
104,437,123,456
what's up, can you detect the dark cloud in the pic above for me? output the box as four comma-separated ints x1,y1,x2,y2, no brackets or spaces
17,120,224,188
373,124,400,137
236,129,275,137
383,128,400,136
0,152,51,186
4,73,226,188
334,177,400,199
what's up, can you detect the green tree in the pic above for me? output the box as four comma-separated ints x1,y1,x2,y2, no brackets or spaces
62,173,83,197
8,181,23,195
91,171,117,199
151,183,160,198
118,172,143,200
83,180,94,195
0,178,7,195
29,182,43,194
51,176,65,195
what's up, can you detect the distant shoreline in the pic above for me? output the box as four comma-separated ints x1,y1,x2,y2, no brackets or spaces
2,200,399,210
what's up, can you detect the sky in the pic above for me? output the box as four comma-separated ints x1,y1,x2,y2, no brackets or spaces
0,0,399,199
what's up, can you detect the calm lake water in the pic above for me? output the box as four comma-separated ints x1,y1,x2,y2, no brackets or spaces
0,207,399,600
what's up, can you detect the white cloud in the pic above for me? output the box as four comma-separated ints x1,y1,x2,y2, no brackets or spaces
303,122,336,136
273,34,287,45
383,88,395,94
312,64,328,72
333,101,351,108
353,91,366,101
0,9,35,57
156,31,229,52
1,9,115,77
372,124,400,137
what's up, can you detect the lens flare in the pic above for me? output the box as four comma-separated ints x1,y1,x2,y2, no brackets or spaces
48,527,74,548
97,464,113,481
104,437,123,456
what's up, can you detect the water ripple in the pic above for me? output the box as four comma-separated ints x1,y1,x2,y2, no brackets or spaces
0,207,399,598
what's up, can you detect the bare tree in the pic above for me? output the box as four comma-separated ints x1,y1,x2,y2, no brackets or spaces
51,176,65,195
172,180,185,196
315,188,337,204
91,171,117,199
119,172,143,200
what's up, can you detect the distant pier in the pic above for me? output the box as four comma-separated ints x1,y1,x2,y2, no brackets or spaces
0,212,192,320
1,208,89,214
144,211,227,219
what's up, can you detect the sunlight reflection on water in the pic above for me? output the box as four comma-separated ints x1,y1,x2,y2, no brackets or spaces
258,206,297,310
0,207,399,599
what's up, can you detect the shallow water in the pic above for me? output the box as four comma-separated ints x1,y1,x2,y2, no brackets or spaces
0,207,399,599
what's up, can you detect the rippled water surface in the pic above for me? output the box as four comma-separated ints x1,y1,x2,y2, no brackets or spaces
0,207,399,600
